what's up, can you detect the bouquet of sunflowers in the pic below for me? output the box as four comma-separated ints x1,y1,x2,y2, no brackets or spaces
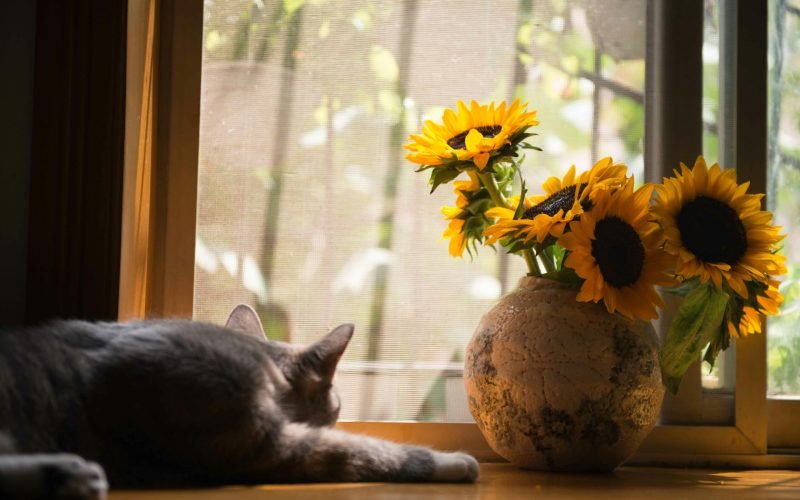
405,99,786,393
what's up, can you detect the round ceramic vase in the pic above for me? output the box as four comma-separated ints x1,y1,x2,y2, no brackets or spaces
464,276,664,472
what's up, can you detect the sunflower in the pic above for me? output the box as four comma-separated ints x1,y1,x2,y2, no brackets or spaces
559,178,674,321
652,156,786,298
404,99,539,170
726,278,784,338
440,171,484,257
483,157,628,245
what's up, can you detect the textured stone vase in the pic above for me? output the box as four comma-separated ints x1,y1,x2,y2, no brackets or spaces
464,276,664,472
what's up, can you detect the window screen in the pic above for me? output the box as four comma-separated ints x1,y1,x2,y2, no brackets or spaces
194,0,646,421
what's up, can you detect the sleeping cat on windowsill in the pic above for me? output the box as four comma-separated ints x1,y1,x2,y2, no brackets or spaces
0,305,478,499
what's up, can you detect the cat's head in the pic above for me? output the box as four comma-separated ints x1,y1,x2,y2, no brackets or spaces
225,304,352,427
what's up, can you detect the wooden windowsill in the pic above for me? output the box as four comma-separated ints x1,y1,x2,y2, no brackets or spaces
109,463,800,499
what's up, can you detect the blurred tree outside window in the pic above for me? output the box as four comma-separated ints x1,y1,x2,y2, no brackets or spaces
194,0,653,422
767,0,800,397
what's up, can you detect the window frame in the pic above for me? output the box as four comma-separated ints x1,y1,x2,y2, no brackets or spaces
120,0,201,320
641,0,768,457
122,0,800,466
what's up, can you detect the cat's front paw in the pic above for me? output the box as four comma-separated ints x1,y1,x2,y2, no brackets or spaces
42,455,108,500
431,451,479,483
0,454,107,500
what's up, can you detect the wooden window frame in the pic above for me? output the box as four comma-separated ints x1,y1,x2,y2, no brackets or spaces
121,0,800,467
120,0,201,320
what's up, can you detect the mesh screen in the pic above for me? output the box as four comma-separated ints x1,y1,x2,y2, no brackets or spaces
194,0,646,421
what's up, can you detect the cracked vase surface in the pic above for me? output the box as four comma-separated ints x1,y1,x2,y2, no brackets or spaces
464,276,664,472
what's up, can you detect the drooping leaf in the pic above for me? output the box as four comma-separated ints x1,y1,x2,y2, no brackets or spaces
702,323,731,368
703,295,739,367
429,167,460,193
660,284,730,394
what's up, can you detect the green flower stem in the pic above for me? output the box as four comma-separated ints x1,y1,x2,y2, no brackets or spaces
477,170,509,208
523,250,540,275
477,169,540,276
532,244,556,274
529,244,553,275
539,254,556,273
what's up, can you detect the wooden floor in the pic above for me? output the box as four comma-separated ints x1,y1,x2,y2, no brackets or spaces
109,463,800,499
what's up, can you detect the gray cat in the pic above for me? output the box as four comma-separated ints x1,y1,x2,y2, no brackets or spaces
0,305,479,499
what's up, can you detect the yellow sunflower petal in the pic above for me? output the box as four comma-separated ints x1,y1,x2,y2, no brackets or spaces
485,207,516,219
441,206,462,219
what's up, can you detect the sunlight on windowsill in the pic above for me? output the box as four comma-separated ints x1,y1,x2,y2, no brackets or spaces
109,463,800,500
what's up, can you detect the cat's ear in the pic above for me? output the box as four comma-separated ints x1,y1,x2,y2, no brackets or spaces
225,304,267,341
302,324,354,382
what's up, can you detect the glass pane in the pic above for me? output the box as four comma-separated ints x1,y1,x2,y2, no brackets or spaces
194,0,646,421
700,0,737,392
702,1,720,164
768,0,800,396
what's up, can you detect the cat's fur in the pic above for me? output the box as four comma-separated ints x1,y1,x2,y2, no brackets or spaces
0,305,478,498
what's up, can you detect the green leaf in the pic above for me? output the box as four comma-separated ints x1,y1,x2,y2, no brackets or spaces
428,167,460,193
506,240,534,254
662,276,701,296
517,21,534,46
509,127,535,139
283,0,305,16
517,132,537,139
660,284,730,394
543,243,567,270
351,9,372,31
205,30,222,52
317,19,330,39
466,197,493,216
464,215,489,234
702,324,731,368
704,294,740,367
370,45,398,82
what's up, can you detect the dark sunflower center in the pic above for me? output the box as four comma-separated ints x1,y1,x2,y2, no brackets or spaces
591,216,645,288
522,183,588,219
676,196,747,265
447,125,502,150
